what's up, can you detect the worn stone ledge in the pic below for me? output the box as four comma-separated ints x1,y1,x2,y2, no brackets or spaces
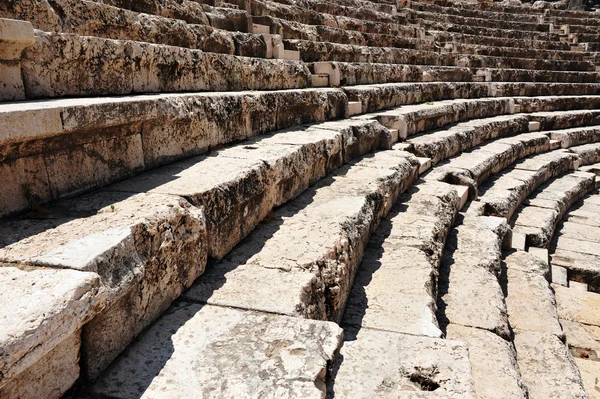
183,149,420,323
19,30,310,100
513,171,596,248
0,192,208,380
475,149,580,219
0,18,35,101
0,88,347,217
87,302,343,399
341,180,460,338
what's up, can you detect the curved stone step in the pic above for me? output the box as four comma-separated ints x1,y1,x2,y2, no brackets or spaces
0,88,347,217
341,180,461,339
87,302,343,399
408,114,530,164
182,148,420,323
474,148,580,219
512,171,596,248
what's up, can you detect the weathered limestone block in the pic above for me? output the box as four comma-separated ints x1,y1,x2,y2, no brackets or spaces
0,18,35,101
549,126,600,148
570,143,600,166
477,150,578,219
555,284,600,327
514,331,587,399
21,31,310,98
89,302,342,398
185,150,420,322
515,95,600,114
429,132,552,192
109,119,386,259
0,266,101,391
330,329,476,398
0,192,208,379
438,217,511,339
530,109,600,131
513,171,595,247
0,89,346,217
409,115,530,165
445,324,527,399
490,83,600,98
342,181,459,338
574,358,600,399
504,251,564,339
561,319,600,357
0,331,81,399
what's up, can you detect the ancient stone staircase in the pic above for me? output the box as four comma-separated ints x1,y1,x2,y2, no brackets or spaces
2,0,600,397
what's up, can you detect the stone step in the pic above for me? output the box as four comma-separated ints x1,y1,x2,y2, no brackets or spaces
529,109,600,131
474,148,580,220
512,171,596,248
354,97,515,140
548,125,600,148
288,39,595,72
411,1,541,23
429,30,572,51
0,265,102,397
16,30,310,100
341,180,461,338
330,328,476,398
445,324,527,399
437,215,512,339
86,302,343,398
182,149,420,322
420,18,560,42
411,9,552,33
504,251,565,339
0,88,347,217
0,115,401,391
408,114,531,164
513,331,588,399
345,83,600,113
426,131,554,191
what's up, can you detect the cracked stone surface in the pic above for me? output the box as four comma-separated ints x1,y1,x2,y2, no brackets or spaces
330,328,475,398
445,324,527,399
88,302,343,399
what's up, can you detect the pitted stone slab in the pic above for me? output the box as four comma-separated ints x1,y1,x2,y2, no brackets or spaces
445,324,527,399
0,266,100,389
0,192,207,379
555,284,600,327
438,217,511,339
408,114,529,164
514,331,588,399
561,319,600,356
504,251,564,339
0,331,81,399
185,150,419,322
88,302,342,399
559,221,600,243
330,328,475,398
342,245,443,338
574,358,600,399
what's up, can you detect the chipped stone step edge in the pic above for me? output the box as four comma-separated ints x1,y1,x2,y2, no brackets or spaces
0,118,407,388
0,18,35,102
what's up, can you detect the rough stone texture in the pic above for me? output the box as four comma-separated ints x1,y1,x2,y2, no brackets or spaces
0,266,100,389
574,358,600,399
512,171,595,247
437,216,511,339
549,126,600,148
21,31,311,98
562,319,600,356
342,181,459,338
504,251,564,339
0,331,81,399
555,284,600,327
445,324,527,399
476,149,578,219
88,302,342,399
330,328,475,398
0,89,347,217
514,331,588,399
184,150,420,323
0,192,207,379
408,115,530,164
428,131,552,192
